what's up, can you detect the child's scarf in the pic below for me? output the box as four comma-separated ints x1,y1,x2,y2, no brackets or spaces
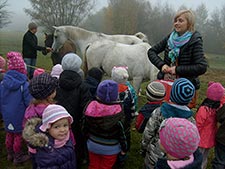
168,31,192,63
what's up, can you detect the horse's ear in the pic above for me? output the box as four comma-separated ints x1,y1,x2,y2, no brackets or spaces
44,32,47,36
52,26,58,29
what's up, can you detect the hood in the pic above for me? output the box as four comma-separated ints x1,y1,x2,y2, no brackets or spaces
25,104,49,119
161,102,193,119
22,117,49,147
2,70,27,90
85,76,99,87
59,70,82,90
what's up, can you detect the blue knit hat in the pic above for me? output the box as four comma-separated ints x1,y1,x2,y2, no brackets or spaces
170,78,195,105
97,80,118,103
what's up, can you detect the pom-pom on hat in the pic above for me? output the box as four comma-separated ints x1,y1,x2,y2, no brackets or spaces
61,53,82,73
207,82,224,101
40,104,73,132
29,73,58,100
51,64,63,79
146,81,166,101
170,78,195,105
7,51,27,74
33,68,45,77
97,80,118,103
0,56,6,69
111,66,129,84
159,117,200,159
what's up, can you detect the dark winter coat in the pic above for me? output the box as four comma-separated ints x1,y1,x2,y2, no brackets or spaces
0,70,32,133
216,104,225,146
23,118,76,169
84,76,99,98
56,70,90,131
155,149,203,169
22,30,46,58
148,31,207,89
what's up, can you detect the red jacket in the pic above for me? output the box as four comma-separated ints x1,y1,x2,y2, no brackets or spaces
195,106,218,148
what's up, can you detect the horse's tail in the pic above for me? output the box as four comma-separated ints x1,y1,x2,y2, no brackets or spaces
83,44,90,77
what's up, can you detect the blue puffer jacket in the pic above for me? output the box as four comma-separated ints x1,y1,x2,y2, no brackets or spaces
0,70,32,133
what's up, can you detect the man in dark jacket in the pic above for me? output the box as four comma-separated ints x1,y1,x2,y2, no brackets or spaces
22,22,51,79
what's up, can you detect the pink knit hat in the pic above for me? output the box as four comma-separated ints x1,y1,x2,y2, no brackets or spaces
7,51,27,74
50,64,63,79
40,104,73,132
207,82,224,101
0,56,6,69
33,68,45,77
159,118,200,159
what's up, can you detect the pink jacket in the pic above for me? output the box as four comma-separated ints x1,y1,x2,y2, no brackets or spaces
85,100,122,117
195,106,218,148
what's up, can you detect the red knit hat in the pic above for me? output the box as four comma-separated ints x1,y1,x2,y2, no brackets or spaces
207,82,224,101
7,51,27,74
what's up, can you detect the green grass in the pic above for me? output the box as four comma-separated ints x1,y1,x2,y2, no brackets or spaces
1,30,225,169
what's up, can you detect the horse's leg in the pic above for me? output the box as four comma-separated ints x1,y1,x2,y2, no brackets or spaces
133,76,143,95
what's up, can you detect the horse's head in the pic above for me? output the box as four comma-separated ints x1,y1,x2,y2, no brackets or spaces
134,32,149,43
52,26,68,52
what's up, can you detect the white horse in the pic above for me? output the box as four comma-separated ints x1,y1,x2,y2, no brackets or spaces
51,26,148,56
84,39,158,93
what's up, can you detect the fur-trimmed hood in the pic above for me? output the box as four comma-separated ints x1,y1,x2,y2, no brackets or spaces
22,117,49,147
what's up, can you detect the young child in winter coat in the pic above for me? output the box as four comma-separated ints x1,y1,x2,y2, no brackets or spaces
141,78,196,169
0,51,32,164
136,81,166,133
195,82,224,169
84,80,127,169
155,118,202,169
212,98,225,168
56,53,90,168
50,64,63,79
84,67,103,98
23,72,58,168
23,104,76,169
111,66,135,151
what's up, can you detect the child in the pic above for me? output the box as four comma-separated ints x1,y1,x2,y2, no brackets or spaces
136,81,166,133
23,72,58,168
155,118,202,169
212,102,225,168
23,104,76,168
0,55,6,81
0,51,32,164
84,80,127,169
84,67,103,98
111,66,135,152
56,52,90,167
33,68,45,77
142,78,195,168
195,82,224,169
50,64,63,79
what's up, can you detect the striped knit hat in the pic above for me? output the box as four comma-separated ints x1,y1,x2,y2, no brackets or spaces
40,104,73,132
170,78,195,105
159,118,200,158
146,81,166,101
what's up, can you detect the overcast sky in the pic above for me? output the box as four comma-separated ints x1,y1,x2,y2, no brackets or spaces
2,0,225,31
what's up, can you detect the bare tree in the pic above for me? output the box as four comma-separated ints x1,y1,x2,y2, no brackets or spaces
0,0,11,29
25,0,95,32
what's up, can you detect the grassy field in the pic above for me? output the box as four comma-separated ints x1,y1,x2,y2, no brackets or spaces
0,31,225,169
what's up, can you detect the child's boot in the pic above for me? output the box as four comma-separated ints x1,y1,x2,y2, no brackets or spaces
7,149,14,161
13,152,30,165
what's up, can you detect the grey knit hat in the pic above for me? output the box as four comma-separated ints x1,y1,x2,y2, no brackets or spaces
28,22,37,30
62,53,82,73
146,81,166,101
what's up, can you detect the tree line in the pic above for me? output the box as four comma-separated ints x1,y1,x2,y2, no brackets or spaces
1,0,225,54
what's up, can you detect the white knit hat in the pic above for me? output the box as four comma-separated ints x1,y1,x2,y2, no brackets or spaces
40,104,73,132
111,66,129,84
61,53,82,72
51,64,63,79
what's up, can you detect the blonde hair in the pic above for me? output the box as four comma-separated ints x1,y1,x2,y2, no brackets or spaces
174,10,195,32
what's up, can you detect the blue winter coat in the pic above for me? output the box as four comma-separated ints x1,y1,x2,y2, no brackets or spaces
0,70,32,133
